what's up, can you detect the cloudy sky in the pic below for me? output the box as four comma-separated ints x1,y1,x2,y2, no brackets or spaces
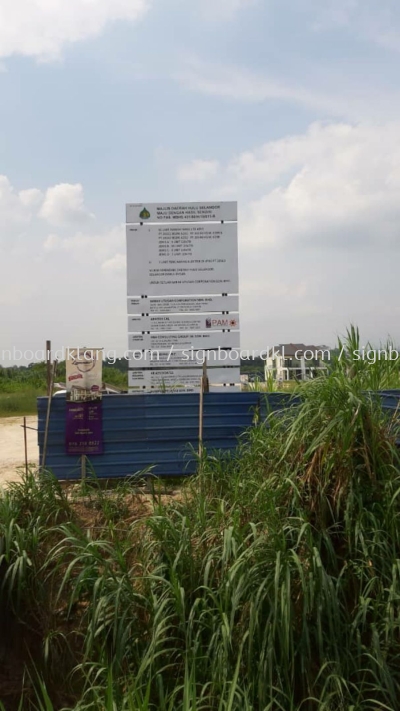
1,0,400,363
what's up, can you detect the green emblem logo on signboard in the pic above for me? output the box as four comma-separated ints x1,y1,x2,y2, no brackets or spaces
139,207,151,220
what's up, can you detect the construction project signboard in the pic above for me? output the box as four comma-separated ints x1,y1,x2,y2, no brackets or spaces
126,223,238,296
126,201,240,393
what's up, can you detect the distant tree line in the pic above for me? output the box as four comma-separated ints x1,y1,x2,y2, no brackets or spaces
0,354,265,393
0,360,127,392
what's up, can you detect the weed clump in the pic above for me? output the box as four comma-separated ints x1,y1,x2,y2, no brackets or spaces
1,328,400,710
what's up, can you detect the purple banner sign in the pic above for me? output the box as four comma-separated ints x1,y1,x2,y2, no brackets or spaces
66,401,103,455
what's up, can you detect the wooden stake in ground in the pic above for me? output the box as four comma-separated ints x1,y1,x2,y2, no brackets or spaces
80,454,86,481
42,360,58,471
198,360,209,458
23,416,28,476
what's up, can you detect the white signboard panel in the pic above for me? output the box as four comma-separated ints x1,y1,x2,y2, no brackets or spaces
128,331,240,351
126,200,240,396
127,369,148,385
128,295,239,314
126,223,238,296
128,314,240,333
129,367,240,388
129,385,241,394
128,349,240,369
126,202,237,224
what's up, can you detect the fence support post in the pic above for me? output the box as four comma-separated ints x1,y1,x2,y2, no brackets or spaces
80,455,86,481
42,360,58,471
46,340,52,397
198,360,209,459
23,416,28,476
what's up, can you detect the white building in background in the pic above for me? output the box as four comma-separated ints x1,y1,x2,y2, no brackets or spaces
264,343,329,382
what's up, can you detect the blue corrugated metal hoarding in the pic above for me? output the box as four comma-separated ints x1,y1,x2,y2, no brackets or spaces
37,390,400,480
374,390,400,413
37,392,293,480
371,390,400,446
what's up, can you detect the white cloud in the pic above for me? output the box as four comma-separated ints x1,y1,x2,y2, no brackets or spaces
2,116,400,361
19,188,44,209
39,183,94,226
177,159,219,182
175,121,400,347
175,54,400,123
0,175,123,289
0,0,150,61
102,253,127,272
43,225,127,276
178,121,400,250
241,122,400,250
0,176,127,360
43,233,61,251
175,57,361,118
0,175,41,231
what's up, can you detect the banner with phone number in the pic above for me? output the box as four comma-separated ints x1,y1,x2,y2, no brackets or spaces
65,400,103,455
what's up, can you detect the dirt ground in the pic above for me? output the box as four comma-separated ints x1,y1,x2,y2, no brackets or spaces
0,416,38,486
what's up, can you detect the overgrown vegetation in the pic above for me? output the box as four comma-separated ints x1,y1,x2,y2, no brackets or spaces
0,388,44,416
1,327,400,709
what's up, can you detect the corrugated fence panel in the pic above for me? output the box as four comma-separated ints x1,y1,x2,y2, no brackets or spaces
375,390,400,412
373,391,400,446
38,390,400,480
37,392,294,480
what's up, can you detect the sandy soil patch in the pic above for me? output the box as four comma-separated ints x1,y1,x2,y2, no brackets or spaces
0,416,38,486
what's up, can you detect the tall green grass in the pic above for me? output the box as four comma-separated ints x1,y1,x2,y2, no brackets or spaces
1,328,400,709
0,388,43,417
